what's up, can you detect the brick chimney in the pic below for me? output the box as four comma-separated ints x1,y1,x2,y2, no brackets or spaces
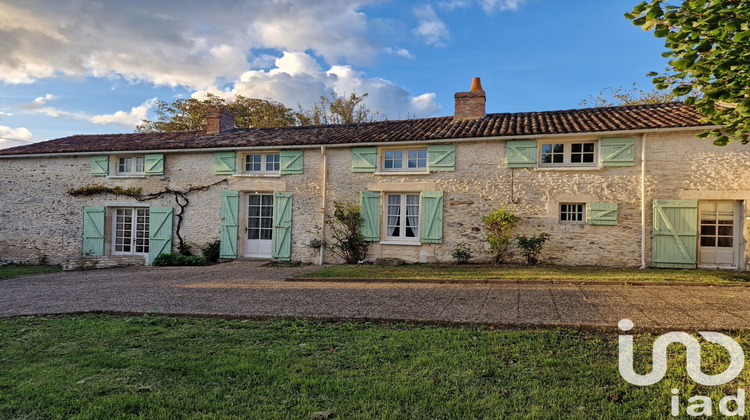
454,77,486,121
206,107,235,134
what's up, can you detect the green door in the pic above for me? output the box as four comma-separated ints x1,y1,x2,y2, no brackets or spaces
652,199,698,268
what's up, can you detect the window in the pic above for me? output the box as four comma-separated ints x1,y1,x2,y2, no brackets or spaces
116,156,145,175
244,153,280,173
381,148,428,171
560,203,585,223
540,142,596,166
386,193,420,240
113,208,149,254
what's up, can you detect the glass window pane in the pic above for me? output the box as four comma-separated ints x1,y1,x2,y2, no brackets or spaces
701,237,716,247
718,237,733,247
701,226,716,236
718,226,733,236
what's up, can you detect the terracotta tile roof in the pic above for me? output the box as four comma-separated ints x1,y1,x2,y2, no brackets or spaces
0,102,709,156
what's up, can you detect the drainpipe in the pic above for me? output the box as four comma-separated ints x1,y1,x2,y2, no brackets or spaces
319,146,327,265
640,133,647,269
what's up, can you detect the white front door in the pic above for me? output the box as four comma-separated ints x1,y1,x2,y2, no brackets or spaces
112,208,149,256
244,194,274,258
698,201,740,269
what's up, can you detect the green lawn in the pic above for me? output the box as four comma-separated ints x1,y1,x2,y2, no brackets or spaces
0,264,61,279
1,315,748,419
302,263,750,284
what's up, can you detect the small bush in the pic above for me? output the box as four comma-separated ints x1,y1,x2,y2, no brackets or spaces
326,201,370,264
516,233,551,265
201,240,221,263
482,208,520,264
152,252,207,266
451,244,473,264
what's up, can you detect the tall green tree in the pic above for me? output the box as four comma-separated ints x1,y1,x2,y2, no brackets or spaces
626,1,750,145
295,92,379,125
580,82,678,107
137,93,296,132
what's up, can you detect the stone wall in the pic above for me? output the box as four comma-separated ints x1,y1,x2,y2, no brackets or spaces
1,130,748,269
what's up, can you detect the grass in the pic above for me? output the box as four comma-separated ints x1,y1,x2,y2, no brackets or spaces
303,263,750,284
1,314,749,419
0,264,62,280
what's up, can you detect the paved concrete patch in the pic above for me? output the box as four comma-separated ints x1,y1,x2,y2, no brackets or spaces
2,261,750,331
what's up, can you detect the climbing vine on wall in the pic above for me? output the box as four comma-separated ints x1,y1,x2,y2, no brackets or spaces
67,179,228,253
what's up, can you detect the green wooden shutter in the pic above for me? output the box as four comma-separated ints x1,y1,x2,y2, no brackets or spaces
586,202,618,225
148,207,173,264
360,191,381,241
600,138,635,167
214,151,236,175
428,145,455,172
351,147,377,172
421,191,444,243
272,192,293,261
280,150,303,174
220,190,240,259
90,156,109,176
652,199,698,269
144,154,164,175
506,140,537,168
82,206,105,256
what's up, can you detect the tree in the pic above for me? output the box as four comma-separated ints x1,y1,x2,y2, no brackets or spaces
580,83,677,107
137,93,296,132
626,1,750,145
295,92,379,125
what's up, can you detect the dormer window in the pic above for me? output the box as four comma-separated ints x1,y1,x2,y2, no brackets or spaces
381,147,428,172
539,141,597,167
244,153,280,173
116,156,145,175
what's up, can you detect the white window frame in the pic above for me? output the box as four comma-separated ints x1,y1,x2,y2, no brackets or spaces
112,207,150,255
383,193,421,244
379,147,428,173
114,156,145,176
539,141,598,167
242,152,281,174
560,203,585,224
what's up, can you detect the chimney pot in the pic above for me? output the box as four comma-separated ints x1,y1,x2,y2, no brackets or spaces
206,107,235,134
454,77,486,121
470,77,484,92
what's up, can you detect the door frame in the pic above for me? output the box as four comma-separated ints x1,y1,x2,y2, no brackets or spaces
241,191,274,258
697,200,744,270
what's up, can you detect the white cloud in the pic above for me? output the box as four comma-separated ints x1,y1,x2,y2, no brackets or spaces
195,51,440,119
412,5,450,46
478,0,526,13
384,47,415,59
438,0,526,13
0,111,12,116
90,98,158,127
0,125,34,149
0,0,387,89
23,95,157,128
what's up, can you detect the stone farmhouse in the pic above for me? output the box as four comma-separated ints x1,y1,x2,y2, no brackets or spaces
1,78,748,270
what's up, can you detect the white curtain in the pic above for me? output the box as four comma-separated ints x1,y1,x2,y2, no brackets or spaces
406,195,419,238
387,195,401,237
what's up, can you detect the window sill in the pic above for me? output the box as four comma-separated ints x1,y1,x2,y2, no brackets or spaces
535,166,601,171
375,171,429,176
108,175,147,179
380,240,421,246
233,173,282,178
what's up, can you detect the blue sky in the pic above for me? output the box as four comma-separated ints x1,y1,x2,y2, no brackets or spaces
0,0,669,149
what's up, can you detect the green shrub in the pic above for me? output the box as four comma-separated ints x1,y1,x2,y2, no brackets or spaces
201,240,221,263
516,233,551,265
481,208,520,264
152,252,207,266
326,201,370,264
451,244,473,264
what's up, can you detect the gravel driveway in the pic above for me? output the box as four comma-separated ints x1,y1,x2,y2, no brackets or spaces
2,260,750,331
